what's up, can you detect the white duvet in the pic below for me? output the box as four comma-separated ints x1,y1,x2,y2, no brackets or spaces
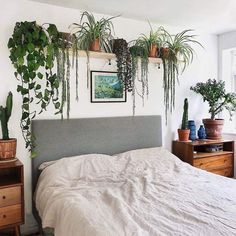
35,147,236,236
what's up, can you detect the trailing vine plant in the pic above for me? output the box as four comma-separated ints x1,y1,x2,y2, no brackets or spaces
8,21,74,153
71,11,118,87
160,29,203,123
112,39,132,91
129,45,149,114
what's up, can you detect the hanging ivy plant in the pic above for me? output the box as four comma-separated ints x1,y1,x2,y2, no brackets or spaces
112,39,132,92
8,21,74,153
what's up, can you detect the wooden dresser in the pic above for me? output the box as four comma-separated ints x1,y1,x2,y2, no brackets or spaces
0,159,24,236
172,140,234,177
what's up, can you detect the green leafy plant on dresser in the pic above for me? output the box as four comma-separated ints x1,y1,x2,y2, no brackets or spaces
8,21,74,153
0,92,17,159
190,79,236,139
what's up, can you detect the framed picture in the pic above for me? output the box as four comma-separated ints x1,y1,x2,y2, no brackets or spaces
90,71,126,103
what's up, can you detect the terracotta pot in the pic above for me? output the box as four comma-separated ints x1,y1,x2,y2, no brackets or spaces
203,119,224,140
0,138,17,160
90,38,100,52
161,47,170,59
178,129,190,142
149,43,158,58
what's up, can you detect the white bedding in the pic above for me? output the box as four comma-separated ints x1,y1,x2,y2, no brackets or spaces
35,147,236,236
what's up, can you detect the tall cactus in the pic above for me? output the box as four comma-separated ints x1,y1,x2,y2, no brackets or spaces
0,92,13,140
181,98,188,129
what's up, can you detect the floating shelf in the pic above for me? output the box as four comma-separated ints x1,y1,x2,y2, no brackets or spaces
77,50,162,64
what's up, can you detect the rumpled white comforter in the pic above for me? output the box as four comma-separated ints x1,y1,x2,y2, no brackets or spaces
35,147,236,236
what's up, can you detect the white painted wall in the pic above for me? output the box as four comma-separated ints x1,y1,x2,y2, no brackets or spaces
0,0,217,233
218,31,236,177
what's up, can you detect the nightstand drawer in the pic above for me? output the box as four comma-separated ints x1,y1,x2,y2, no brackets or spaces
193,154,233,171
0,204,21,227
0,186,21,207
211,167,233,177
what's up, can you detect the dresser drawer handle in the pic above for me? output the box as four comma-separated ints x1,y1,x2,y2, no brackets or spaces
2,214,6,218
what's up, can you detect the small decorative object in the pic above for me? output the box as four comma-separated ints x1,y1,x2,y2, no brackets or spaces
90,71,126,103
178,98,190,141
198,125,206,139
188,120,196,141
0,92,16,159
190,79,236,139
205,144,223,152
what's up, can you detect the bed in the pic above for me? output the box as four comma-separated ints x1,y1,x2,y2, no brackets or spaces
32,116,236,236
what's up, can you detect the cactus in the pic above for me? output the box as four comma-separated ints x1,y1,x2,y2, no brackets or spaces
181,98,188,129
0,92,13,140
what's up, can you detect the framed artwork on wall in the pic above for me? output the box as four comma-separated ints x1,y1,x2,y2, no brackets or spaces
90,71,127,103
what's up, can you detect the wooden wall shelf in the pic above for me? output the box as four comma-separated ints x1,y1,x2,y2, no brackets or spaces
77,50,162,64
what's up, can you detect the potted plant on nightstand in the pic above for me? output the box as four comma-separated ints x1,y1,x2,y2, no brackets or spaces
190,79,236,139
178,98,190,141
0,92,16,159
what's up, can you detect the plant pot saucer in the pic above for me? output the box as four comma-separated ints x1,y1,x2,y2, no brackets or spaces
0,158,17,163
177,140,192,142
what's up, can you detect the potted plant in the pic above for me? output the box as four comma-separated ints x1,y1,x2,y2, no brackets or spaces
112,39,132,92
190,79,236,139
0,92,16,159
8,21,74,152
71,11,117,52
135,23,163,58
162,30,203,123
178,98,190,141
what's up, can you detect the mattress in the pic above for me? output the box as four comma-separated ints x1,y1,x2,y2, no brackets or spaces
35,147,236,236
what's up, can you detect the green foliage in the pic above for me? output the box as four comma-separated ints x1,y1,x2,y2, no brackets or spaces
112,39,132,92
8,21,73,151
71,11,117,52
135,24,164,56
181,98,188,129
129,45,149,112
190,79,236,120
161,29,203,122
0,92,13,140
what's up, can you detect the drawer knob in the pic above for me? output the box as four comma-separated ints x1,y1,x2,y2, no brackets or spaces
2,196,6,199
3,214,6,218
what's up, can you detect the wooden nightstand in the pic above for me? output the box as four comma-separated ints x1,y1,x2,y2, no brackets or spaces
0,159,24,236
172,140,234,177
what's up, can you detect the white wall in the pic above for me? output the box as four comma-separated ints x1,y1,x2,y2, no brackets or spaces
218,31,236,177
0,0,218,233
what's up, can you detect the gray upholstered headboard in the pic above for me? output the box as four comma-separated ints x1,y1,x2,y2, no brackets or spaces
31,115,162,189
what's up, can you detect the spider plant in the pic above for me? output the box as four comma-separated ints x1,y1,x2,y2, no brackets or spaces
162,29,203,123
71,11,118,87
135,23,163,57
71,11,117,52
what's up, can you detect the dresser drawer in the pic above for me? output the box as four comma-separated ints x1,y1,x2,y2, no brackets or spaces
211,167,233,177
193,154,233,171
0,186,21,208
0,204,22,227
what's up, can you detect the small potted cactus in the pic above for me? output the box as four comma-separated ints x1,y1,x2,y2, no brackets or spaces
0,92,16,159
178,98,190,141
